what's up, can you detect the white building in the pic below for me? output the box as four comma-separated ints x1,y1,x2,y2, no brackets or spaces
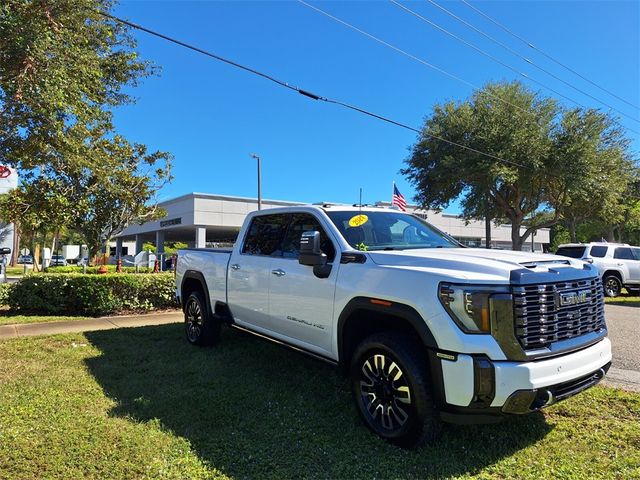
114,192,549,255
0,166,18,255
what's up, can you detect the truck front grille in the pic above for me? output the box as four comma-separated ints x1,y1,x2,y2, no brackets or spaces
512,278,605,351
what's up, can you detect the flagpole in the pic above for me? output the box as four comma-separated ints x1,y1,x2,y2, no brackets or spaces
392,181,395,207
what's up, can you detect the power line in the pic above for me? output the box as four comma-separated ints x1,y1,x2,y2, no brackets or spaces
97,11,531,170
425,0,640,122
297,0,543,122
390,0,640,126
460,0,640,112
299,0,639,136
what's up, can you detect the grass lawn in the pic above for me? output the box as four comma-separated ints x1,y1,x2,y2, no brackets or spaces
5,266,31,276
605,293,640,306
0,313,91,326
1,325,639,479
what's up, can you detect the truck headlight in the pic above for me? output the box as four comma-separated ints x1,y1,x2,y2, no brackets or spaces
439,283,508,334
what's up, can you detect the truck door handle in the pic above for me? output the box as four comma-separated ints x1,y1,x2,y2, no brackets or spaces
230,264,241,271
271,269,286,277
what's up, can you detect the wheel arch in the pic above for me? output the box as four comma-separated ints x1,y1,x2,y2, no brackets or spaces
602,269,623,282
180,270,211,312
337,297,438,373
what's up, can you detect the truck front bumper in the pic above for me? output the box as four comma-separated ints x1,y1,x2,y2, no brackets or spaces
434,337,612,423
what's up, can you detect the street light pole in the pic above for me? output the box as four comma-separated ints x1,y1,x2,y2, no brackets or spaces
250,153,262,210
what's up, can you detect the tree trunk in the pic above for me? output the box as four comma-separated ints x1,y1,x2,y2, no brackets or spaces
569,219,577,243
484,194,491,249
33,242,40,272
511,222,524,251
10,223,19,267
50,231,57,259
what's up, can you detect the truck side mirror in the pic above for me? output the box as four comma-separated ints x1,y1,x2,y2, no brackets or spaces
299,231,331,278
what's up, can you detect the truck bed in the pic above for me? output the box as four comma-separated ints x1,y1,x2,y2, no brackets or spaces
176,248,232,306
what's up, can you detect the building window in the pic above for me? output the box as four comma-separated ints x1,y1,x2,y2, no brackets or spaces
110,246,129,256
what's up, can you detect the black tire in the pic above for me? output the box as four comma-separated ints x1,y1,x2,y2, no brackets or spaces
603,275,622,298
350,332,442,448
626,287,640,297
184,291,220,346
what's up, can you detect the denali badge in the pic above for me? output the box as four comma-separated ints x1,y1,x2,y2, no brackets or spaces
559,289,591,307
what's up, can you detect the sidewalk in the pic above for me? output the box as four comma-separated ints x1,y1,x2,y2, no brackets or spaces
0,311,183,340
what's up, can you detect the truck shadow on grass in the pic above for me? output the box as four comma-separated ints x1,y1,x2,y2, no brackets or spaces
85,324,552,479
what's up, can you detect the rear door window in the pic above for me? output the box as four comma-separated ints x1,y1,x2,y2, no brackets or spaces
555,246,586,259
614,247,635,260
242,214,288,256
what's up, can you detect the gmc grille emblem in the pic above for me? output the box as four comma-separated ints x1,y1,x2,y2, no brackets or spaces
559,289,591,307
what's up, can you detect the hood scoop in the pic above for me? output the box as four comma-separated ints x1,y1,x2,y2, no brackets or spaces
520,259,571,269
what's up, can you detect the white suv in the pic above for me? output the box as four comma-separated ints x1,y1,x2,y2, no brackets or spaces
556,243,640,297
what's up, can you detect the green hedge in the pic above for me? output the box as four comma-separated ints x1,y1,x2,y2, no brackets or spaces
0,283,13,306
7,273,177,316
44,265,153,274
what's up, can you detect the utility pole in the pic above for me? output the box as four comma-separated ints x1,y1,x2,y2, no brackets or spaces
250,153,262,210
484,193,492,249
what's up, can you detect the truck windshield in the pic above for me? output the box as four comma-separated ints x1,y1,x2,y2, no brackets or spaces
325,210,460,251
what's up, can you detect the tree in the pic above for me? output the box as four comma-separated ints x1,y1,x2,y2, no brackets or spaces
0,1,171,261
142,241,188,255
551,109,634,242
402,81,636,250
70,135,171,260
1,0,151,170
0,177,72,270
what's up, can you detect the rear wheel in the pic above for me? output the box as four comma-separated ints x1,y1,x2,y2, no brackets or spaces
626,287,640,297
603,275,622,298
184,291,220,346
350,332,442,448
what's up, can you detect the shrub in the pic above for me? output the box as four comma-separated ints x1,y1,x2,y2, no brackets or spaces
8,273,177,316
0,283,13,306
44,265,153,274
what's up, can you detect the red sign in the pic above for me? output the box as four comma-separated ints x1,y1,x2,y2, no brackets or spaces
0,166,11,179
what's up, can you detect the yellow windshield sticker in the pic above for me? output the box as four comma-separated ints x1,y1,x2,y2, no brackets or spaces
348,214,369,227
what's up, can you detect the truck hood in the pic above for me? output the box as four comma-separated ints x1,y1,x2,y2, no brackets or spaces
366,247,595,283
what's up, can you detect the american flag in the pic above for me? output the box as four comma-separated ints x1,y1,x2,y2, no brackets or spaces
392,184,407,211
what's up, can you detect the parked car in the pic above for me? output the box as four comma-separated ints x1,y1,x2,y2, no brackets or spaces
176,205,611,447
49,254,67,267
555,242,640,297
17,254,34,264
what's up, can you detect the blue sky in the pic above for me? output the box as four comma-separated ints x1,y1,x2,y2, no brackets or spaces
112,0,640,211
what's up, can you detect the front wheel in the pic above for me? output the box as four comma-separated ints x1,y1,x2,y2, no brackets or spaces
603,275,622,298
350,332,442,448
184,291,220,346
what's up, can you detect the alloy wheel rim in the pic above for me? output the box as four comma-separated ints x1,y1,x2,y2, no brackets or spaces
186,299,203,342
359,353,412,431
605,278,620,296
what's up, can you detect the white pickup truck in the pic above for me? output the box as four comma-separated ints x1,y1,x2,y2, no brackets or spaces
176,205,611,447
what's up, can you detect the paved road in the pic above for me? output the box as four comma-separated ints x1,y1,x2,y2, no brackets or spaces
603,304,640,392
